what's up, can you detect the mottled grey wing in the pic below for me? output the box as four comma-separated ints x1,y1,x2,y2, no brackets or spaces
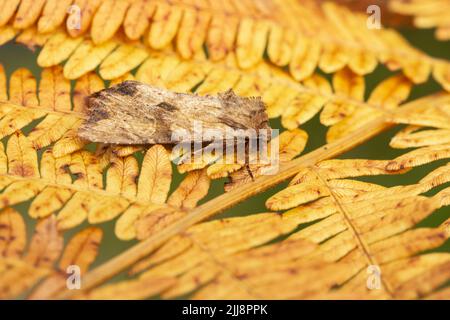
78,81,272,145
78,81,178,144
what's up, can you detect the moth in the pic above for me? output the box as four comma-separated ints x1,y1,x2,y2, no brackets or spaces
78,80,272,145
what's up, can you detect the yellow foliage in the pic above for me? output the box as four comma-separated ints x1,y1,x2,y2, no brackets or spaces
0,0,449,301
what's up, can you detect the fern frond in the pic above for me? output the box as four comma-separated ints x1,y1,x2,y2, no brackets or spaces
43,91,448,299
388,0,450,41
269,92,450,212
391,127,450,149
0,55,420,153
0,2,449,300
28,226,103,299
0,60,446,229
112,168,450,299
0,60,368,153
0,132,214,239
1,0,450,91
78,276,175,300
0,62,319,242
0,209,102,299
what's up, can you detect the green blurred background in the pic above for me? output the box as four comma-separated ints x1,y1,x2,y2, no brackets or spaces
0,28,449,288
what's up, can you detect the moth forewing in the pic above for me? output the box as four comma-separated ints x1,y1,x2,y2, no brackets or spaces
78,81,272,146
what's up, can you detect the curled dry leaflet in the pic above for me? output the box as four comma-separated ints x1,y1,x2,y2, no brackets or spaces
0,0,450,301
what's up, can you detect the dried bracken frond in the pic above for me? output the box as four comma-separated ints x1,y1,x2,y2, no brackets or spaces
0,127,217,239
0,0,449,91
0,61,448,297
0,64,221,239
36,91,445,301
28,226,103,299
0,57,420,152
123,113,450,299
269,94,450,212
388,0,450,41
0,209,103,299
0,63,309,242
79,276,175,300
0,0,449,302
125,167,450,298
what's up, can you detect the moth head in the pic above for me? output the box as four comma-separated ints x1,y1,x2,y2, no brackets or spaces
218,89,271,138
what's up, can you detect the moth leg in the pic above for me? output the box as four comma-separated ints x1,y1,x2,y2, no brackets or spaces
244,138,255,181
245,163,255,181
